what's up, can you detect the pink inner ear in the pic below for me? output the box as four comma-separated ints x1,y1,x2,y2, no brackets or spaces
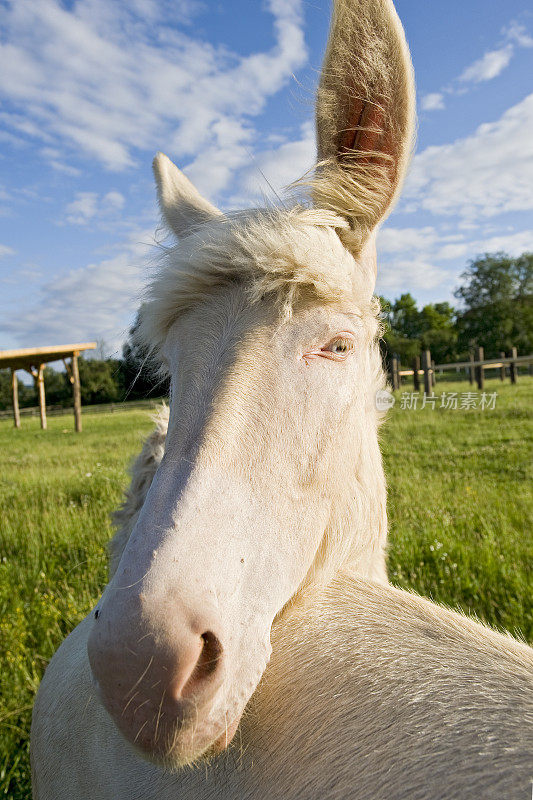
337,99,397,190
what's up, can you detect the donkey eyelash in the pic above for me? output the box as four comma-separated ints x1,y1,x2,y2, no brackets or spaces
302,333,356,364
321,334,355,360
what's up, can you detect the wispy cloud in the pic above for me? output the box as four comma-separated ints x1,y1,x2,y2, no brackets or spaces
0,0,307,194
235,120,316,204
404,93,533,220
0,228,156,351
64,191,125,225
421,19,532,112
378,258,449,295
505,21,533,48
377,222,533,299
459,45,514,84
420,93,445,112
0,244,15,258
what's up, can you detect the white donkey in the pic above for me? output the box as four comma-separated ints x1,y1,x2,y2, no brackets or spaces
32,410,533,799
31,1,533,798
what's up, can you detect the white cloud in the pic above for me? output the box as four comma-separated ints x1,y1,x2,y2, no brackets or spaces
104,191,125,211
39,147,82,176
505,22,533,49
403,93,533,220
0,228,155,352
421,93,445,112
459,45,513,84
65,193,98,225
377,258,449,295
235,121,316,203
377,226,455,295
421,20,533,111
64,190,126,225
377,221,533,299
0,0,307,194
0,244,15,258
468,230,533,256
379,226,440,255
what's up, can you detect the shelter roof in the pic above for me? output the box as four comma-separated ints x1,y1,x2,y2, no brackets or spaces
0,343,96,370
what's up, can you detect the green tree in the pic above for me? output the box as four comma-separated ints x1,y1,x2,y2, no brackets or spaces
0,370,35,410
77,358,123,405
379,293,422,365
454,252,533,357
120,308,169,400
379,294,459,365
418,302,458,363
391,293,422,339
42,366,71,407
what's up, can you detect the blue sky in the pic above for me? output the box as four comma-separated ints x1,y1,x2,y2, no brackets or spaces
0,0,532,356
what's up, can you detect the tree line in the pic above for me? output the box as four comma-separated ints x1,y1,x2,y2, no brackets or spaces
1,251,531,411
380,251,532,365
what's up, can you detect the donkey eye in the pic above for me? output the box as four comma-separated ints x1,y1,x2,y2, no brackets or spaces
321,335,355,360
329,339,349,353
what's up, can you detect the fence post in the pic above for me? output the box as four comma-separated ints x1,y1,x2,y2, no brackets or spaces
421,350,432,395
499,351,506,382
412,356,420,391
509,347,518,384
474,346,484,390
469,352,475,385
431,359,436,387
390,356,400,391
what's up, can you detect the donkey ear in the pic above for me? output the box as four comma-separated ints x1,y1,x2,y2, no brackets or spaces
152,152,223,239
314,0,415,247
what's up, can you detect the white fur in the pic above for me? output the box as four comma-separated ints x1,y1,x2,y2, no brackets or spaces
32,561,533,800
153,152,223,239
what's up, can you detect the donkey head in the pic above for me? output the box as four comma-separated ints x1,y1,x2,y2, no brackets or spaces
88,0,415,768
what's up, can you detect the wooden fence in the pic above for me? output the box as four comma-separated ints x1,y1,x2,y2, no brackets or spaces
389,349,533,392
0,398,164,422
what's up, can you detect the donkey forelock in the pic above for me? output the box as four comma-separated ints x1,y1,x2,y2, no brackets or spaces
138,204,381,361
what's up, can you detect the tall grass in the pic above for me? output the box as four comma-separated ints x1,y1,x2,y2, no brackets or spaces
383,379,532,638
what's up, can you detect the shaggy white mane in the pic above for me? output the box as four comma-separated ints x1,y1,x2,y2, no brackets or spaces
138,205,379,356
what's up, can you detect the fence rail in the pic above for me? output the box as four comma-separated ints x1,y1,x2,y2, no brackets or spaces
0,398,164,421
433,354,533,370
389,349,533,392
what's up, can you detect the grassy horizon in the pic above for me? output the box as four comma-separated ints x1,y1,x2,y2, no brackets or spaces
0,378,532,798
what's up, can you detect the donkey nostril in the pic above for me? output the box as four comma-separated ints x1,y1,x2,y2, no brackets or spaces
198,631,223,679
179,630,222,698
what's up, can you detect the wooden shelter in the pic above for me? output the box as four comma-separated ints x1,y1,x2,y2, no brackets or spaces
0,343,96,432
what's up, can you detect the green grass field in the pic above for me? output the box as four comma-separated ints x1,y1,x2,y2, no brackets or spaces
1,379,532,798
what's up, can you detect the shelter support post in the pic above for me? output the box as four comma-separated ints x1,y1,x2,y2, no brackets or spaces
11,369,20,428
32,364,47,430
71,352,82,433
